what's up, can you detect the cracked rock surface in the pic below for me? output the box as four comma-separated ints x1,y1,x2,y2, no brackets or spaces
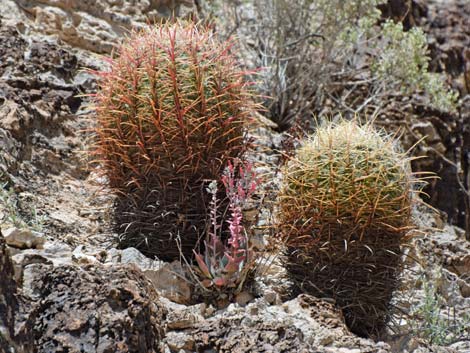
23,264,166,353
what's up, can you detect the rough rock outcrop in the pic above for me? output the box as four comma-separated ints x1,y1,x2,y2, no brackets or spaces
23,263,166,353
162,295,392,353
0,229,32,353
2,0,195,53
0,228,17,351
0,23,91,179
0,19,108,242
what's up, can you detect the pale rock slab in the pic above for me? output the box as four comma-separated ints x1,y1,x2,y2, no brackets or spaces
145,260,192,304
3,226,45,249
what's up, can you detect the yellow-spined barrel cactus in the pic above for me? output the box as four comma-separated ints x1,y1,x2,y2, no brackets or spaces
278,121,415,337
92,21,254,261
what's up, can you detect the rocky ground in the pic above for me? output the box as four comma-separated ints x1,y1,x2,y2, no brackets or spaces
0,0,469,352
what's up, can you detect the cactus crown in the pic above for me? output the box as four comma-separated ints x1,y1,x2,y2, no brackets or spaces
92,21,255,261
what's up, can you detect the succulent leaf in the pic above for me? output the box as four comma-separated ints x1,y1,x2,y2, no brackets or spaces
194,251,212,279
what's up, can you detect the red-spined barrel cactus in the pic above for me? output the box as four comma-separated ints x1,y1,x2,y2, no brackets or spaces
92,21,254,261
277,120,417,337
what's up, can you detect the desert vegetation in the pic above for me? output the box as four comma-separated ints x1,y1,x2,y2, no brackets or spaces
277,120,416,337
91,21,254,261
1,0,469,352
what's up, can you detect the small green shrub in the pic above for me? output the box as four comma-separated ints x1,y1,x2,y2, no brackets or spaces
411,274,470,346
372,21,458,112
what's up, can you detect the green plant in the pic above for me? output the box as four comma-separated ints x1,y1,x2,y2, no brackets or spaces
277,120,417,337
372,20,458,112
411,275,470,346
91,21,255,261
0,181,44,231
193,160,259,297
251,0,392,130
203,0,457,130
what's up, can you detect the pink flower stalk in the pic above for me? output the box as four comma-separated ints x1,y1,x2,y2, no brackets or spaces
193,158,260,292
222,160,258,260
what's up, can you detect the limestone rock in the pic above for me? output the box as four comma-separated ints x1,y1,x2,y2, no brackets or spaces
72,244,100,264
163,298,205,330
22,263,51,299
24,263,166,353
41,241,73,264
14,250,73,300
3,226,45,249
11,251,52,283
1,0,196,54
161,294,392,353
120,246,163,271
145,260,192,304
164,331,195,352
235,291,255,306
0,229,33,353
6,241,73,285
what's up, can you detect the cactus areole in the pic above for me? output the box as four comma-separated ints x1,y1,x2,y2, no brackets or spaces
92,21,253,261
